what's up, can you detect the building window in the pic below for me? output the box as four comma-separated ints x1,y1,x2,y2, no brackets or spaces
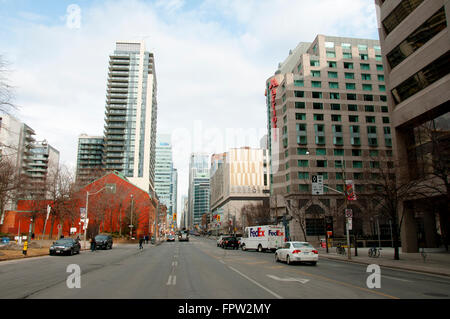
329,92,340,99
333,136,343,145
387,7,447,69
347,93,357,101
345,72,354,79
315,136,326,145
378,75,385,81
311,81,322,88
295,101,305,109
331,114,341,122
316,148,326,156
349,115,359,122
343,52,352,59
346,83,356,90
366,116,376,123
328,71,338,78
299,184,309,192
335,160,344,168
382,117,390,123
311,70,321,77
331,103,340,110
348,104,358,111
353,161,363,168
351,137,361,146
297,136,307,144
297,148,308,155
336,172,343,180
317,160,327,167
365,105,374,112
329,82,339,89
328,61,337,68
360,54,369,60
380,95,387,102
379,85,386,92
368,137,378,146
296,113,306,120
314,114,324,121
360,63,370,70
352,149,361,156
382,0,425,35
383,126,391,134
367,126,377,134
376,64,384,71
294,80,304,87
361,73,371,81
391,52,450,104
313,102,323,110
362,84,373,91
326,51,336,58
296,123,307,132
334,149,344,156
295,91,305,97
312,91,323,98
298,160,309,167
370,150,379,157
375,55,382,61
344,62,354,69
341,43,351,49
364,94,373,101
298,172,309,179
310,60,320,67
332,125,342,133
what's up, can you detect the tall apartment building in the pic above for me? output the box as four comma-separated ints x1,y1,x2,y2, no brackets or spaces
155,134,177,216
75,134,104,186
103,41,158,195
188,153,210,229
171,168,178,214
27,140,60,198
375,0,450,251
210,147,270,235
180,194,188,229
266,35,394,242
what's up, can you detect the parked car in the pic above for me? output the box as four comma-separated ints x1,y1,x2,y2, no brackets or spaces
49,238,81,256
178,230,189,242
274,241,318,265
221,236,239,249
167,235,175,242
95,234,113,250
217,235,231,247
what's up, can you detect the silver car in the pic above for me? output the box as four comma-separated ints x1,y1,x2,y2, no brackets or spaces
275,241,318,265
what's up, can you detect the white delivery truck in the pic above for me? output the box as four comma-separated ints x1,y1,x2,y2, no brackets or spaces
240,225,285,252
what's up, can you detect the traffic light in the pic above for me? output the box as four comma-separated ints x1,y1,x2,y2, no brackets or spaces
325,216,333,237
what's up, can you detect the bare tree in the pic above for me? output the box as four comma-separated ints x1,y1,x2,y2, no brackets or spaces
365,159,432,260
0,55,16,114
241,200,272,227
0,158,24,223
286,198,307,242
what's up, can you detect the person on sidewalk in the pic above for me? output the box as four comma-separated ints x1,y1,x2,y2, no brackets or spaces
139,236,144,249
90,237,96,252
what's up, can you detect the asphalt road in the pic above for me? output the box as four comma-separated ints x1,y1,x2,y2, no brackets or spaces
0,236,449,299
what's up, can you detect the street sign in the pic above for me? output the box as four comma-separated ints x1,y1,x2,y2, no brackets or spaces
80,207,86,219
345,209,353,218
327,231,333,236
311,175,324,195
347,217,353,230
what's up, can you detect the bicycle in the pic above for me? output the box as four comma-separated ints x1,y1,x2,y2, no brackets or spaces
368,246,381,258
336,243,346,255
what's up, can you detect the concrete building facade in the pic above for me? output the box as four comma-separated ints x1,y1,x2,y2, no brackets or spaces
188,153,210,229
266,35,395,244
155,134,177,217
210,147,270,235
375,0,450,251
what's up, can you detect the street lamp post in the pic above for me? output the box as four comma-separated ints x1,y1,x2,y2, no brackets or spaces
83,184,115,249
129,195,134,239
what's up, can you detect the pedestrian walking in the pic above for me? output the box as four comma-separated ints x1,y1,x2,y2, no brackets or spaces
139,237,144,250
145,235,149,244
90,237,96,252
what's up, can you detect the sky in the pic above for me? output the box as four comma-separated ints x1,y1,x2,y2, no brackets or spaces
0,0,379,219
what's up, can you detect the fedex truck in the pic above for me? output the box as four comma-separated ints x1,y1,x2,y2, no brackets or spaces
240,225,285,252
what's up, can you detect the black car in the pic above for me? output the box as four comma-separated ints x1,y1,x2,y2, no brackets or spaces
221,236,239,249
95,234,113,250
49,238,81,256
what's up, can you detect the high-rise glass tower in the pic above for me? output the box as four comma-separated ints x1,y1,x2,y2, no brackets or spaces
103,41,157,194
188,153,210,229
155,134,177,216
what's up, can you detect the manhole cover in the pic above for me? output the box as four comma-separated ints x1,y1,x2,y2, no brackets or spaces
424,293,449,297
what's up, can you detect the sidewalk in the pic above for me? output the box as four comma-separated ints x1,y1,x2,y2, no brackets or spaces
318,246,450,277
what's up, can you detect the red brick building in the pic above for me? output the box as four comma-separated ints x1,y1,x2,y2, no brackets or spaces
1,171,158,239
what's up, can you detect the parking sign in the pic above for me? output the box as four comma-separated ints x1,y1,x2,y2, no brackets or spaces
312,175,324,195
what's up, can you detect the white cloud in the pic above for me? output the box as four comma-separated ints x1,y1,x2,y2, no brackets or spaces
2,0,379,211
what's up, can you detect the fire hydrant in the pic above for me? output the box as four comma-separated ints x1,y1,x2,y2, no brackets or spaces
22,241,28,256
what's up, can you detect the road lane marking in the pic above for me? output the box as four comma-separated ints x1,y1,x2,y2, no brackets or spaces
267,274,309,284
293,269,399,299
166,275,176,285
219,260,225,264
382,275,412,282
172,261,178,267
228,266,283,299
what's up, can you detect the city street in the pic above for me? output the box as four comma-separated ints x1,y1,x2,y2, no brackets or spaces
0,236,449,299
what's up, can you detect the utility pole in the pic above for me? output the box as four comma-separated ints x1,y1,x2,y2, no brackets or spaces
129,194,134,239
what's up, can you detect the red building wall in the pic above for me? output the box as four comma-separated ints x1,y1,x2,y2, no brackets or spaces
0,172,158,239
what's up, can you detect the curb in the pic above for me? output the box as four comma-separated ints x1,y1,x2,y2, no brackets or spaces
319,254,450,277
